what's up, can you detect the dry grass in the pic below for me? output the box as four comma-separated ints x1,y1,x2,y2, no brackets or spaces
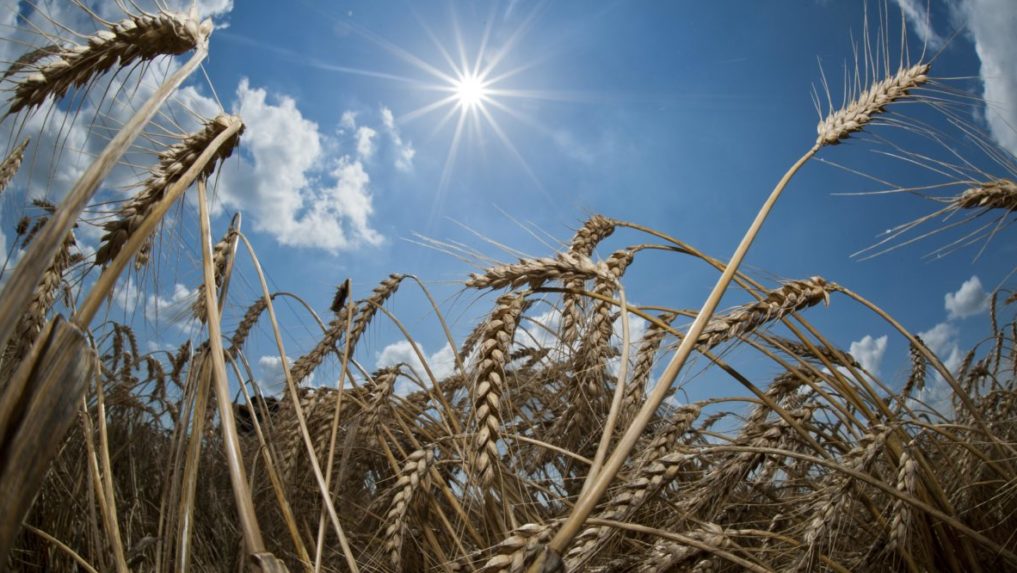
0,3,1015,573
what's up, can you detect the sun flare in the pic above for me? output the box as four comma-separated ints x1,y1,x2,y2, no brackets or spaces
454,73,488,109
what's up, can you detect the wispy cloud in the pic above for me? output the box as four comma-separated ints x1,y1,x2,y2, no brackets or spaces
957,0,1017,156
892,0,943,49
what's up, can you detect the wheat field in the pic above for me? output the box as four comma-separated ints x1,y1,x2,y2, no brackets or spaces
0,2,1015,572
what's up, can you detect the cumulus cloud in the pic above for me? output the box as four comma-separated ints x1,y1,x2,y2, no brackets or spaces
959,0,1017,156
112,277,197,331
892,0,943,49
257,355,306,396
849,334,889,375
217,80,383,251
945,275,989,319
375,340,456,394
919,321,964,374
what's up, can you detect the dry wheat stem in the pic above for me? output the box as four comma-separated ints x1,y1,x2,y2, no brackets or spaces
195,180,267,557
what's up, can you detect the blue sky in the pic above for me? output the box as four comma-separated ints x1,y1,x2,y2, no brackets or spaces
2,0,1016,406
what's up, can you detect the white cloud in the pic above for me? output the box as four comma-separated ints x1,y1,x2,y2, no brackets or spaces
945,275,990,319
219,80,383,251
341,111,358,131
919,321,965,375
146,283,195,327
257,355,287,396
380,106,415,172
849,334,888,375
111,277,196,330
920,321,958,356
892,0,943,49
113,277,143,314
375,340,457,394
356,126,377,159
959,0,1017,156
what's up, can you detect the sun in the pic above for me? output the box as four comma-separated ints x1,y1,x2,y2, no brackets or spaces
454,73,488,109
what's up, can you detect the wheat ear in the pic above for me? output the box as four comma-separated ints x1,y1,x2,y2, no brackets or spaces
95,115,244,267
466,252,610,290
816,63,929,146
473,292,526,487
0,139,29,195
192,228,237,323
697,277,833,350
383,448,434,571
562,215,616,343
7,10,212,116
479,523,553,573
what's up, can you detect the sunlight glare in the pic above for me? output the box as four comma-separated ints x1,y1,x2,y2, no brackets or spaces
454,73,487,109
